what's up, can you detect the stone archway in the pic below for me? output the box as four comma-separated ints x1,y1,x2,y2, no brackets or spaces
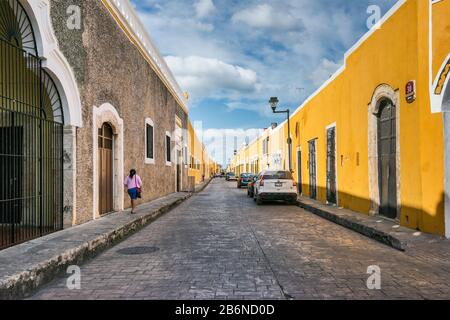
368,84,401,218
20,0,82,127
17,0,83,227
92,103,124,219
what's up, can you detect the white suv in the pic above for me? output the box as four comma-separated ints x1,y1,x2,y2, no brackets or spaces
254,170,298,205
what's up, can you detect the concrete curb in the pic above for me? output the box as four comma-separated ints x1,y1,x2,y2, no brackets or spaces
297,201,407,251
0,193,192,300
195,178,213,193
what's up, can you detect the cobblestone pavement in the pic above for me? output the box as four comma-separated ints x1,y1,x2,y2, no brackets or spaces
31,179,450,300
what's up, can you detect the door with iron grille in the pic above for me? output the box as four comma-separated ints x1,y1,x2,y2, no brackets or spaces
98,123,114,215
177,150,182,192
377,99,397,219
0,127,23,224
0,0,64,250
308,140,317,200
297,149,302,195
326,127,337,204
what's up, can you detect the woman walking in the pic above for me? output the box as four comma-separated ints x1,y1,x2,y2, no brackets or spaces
124,169,142,214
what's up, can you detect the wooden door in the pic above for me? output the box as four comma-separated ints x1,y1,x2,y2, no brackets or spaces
377,100,397,219
98,123,113,215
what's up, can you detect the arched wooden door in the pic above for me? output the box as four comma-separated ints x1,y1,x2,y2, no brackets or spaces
98,123,114,215
377,99,397,219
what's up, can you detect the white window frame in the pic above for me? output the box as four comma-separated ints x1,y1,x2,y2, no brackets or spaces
165,131,172,166
145,118,155,165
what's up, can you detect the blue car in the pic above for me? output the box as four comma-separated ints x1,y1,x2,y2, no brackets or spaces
237,173,253,188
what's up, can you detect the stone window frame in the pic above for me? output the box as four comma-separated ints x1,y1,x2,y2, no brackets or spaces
165,131,172,166
367,84,401,219
144,118,155,165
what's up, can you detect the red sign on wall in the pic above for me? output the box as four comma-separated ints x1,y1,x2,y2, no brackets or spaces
405,80,416,103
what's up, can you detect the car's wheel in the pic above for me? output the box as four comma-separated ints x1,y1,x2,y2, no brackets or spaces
256,196,263,205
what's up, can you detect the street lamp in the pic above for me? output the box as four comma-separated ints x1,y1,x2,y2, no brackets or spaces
269,97,292,172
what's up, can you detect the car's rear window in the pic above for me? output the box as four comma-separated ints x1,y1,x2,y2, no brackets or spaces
241,173,250,178
263,171,293,180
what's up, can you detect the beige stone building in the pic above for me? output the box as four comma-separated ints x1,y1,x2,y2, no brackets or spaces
0,0,207,249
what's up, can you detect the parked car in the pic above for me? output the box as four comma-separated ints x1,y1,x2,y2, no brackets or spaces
226,172,237,181
254,170,298,205
237,173,253,188
247,175,258,198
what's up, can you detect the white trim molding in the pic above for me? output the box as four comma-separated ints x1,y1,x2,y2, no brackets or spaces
444,112,450,238
21,0,83,127
431,54,450,112
144,118,155,165
92,103,124,219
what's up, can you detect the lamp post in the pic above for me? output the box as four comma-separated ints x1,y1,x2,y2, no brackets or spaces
269,97,292,172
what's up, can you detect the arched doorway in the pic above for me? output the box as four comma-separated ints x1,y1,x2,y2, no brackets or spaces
377,99,397,219
368,84,401,219
0,0,64,249
98,123,114,215
92,103,124,219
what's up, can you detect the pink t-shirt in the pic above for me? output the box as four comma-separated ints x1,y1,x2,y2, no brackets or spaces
124,175,142,190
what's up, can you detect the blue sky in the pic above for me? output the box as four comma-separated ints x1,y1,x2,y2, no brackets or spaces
131,0,398,165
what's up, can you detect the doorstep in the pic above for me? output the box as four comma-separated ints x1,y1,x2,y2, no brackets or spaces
297,196,450,256
0,192,192,300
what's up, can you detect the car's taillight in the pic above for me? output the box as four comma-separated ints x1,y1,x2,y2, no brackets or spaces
293,181,298,187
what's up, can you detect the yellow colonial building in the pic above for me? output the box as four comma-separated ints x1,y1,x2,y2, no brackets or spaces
230,0,450,238
188,121,219,185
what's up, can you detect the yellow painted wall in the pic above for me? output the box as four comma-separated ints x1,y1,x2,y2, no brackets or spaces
188,120,218,185
231,0,447,236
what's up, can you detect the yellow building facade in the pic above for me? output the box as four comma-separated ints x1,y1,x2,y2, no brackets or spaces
188,121,219,185
230,0,450,238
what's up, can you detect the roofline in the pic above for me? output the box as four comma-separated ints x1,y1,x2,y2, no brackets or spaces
101,0,189,113
286,0,407,125
234,0,409,159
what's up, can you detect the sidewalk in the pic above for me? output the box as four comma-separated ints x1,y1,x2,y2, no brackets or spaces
297,196,450,263
195,178,212,193
0,191,198,300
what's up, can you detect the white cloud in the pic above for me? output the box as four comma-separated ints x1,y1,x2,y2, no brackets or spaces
310,58,342,87
132,0,398,128
231,4,299,30
195,0,216,19
202,128,264,165
165,56,258,98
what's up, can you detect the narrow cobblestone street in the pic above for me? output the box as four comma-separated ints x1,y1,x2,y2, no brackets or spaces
31,179,450,300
